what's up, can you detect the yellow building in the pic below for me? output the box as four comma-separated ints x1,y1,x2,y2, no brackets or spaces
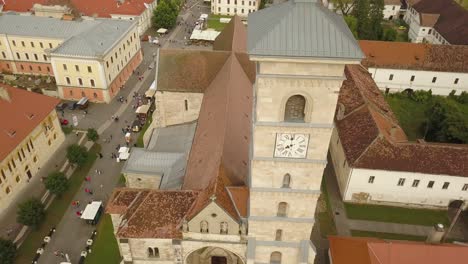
0,84,65,213
0,14,143,103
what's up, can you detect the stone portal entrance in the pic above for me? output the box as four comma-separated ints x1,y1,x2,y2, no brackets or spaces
186,247,244,264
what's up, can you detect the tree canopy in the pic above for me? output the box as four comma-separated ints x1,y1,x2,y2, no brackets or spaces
66,144,88,167
152,0,179,30
17,198,45,228
87,128,99,142
44,171,69,196
0,239,16,264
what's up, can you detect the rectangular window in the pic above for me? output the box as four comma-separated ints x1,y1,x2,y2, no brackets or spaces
43,54,47,61
1,52,5,58
21,41,25,47
75,65,79,72
184,99,188,111
66,77,71,85
1,169,5,179
368,176,375,184
63,64,67,71
40,42,43,48
34,54,38,60
412,179,420,187
11,159,16,168
454,78,459,84
432,77,437,83
88,66,92,73
227,7,230,12
12,40,16,46
18,152,22,162
389,74,394,80
427,181,434,188
462,184,468,191
29,139,34,149
16,53,20,59
397,178,405,186
442,182,449,189
49,43,53,49
428,29,432,34
410,75,415,82
25,53,29,60
30,42,35,47
78,78,83,86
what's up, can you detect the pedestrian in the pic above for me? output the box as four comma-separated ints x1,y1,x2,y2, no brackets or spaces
85,176,91,182
85,188,89,193
76,201,80,206
100,184,104,189
54,250,59,256
110,134,113,140
89,190,93,195
95,169,98,174
117,144,121,150
99,153,103,159
98,170,102,175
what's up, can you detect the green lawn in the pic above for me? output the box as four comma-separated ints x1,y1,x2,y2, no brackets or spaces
385,93,430,141
136,115,152,147
351,230,426,241
15,144,100,263
85,214,121,264
345,203,449,226
207,14,232,31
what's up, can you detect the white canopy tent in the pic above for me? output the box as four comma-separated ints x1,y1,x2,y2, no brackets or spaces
81,201,102,221
190,29,220,41
118,147,130,153
157,28,168,34
136,104,150,114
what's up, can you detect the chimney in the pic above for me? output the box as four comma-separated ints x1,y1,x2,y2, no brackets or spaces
426,224,445,244
0,86,11,102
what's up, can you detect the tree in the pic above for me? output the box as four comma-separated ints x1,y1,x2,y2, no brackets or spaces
152,0,178,30
353,0,372,39
0,239,16,264
382,28,397,41
87,128,99,142
17,198,45,228
344,16,359,38
44,171,69,196
330,0,356,15
66,144,88,167
425,98,468,144
369,0,384,40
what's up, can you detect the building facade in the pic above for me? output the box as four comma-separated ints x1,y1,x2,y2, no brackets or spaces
329,65,468,209
246,1,362,263
0,14,143,103
359,40,468,95
0,85,65,213
211,0,259,16
403,0,468,45
1,0,157,35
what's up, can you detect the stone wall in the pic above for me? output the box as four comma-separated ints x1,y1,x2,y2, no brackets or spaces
154,91,203,127
125,172,162,189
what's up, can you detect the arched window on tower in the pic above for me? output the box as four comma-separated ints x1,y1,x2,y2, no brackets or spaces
277,202,288,217
200,220,209,233
284,95,306,122
220,221,228,234
148,247,154,257
282,173,291,188
275,229,283,241
270,251,282,264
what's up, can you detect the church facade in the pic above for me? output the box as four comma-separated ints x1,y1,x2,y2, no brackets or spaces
106,1,362,263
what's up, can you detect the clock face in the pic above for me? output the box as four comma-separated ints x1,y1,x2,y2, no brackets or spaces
274,133,309,159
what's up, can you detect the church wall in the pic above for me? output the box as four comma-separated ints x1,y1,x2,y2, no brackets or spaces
125,172,162,189
128,238,175,262
258,61,345,77
253,245,300,264
249,191,318,218
250,160,324,190
154,91,203,127
188,202,240,236
253,125,333,162
182,240,247,264
247,220,313,241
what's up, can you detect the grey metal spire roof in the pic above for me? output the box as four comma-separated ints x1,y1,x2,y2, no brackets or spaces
247,0,364,59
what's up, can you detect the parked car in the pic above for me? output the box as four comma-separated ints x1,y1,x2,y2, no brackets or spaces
56,102,68,111
60,119,69,126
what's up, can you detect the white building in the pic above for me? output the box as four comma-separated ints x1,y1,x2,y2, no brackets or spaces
211,0,259,16
329,65,468,209
403,0,468,45
359,40,468,95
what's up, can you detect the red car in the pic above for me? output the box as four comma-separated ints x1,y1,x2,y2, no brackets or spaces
60,119,69,126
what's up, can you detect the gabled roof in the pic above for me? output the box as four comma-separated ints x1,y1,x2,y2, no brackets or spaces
329,236,468,264
411,0,468,45
2,0,154,17
247,0,363,59
335,65,468,177
213,16,247,52
106,188,199,239
0,84,59,161
360,40,468,73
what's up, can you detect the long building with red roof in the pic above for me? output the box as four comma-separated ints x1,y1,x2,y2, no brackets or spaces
0,0,157,34
0,84,64,213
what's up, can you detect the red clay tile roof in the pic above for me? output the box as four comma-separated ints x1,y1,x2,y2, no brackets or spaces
106,188,199,239
360,40,468,73
2,0,154,17
213,16,247,53
226,186,249,218
0,84,59,161
329,236,468,264
420,13,440,27
411,0,468,45
336,65,468,177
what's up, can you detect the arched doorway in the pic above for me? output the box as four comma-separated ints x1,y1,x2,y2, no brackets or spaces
186,247,245,264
